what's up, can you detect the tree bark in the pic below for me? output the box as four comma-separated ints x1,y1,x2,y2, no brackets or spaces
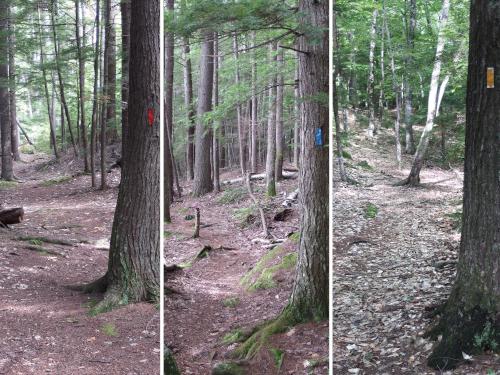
428,1,500,369
403,0,416,154
90,0,101,187
293,63,300,167
288,0,329,321
212,32,220,193
265,42,278,197
232,33,246,175
183,38,195,180
366,7,378,138
275,49,284,181
250,32,258,174
192,32,214,196
75,0,89,172
403,0,449,186
120,0,130,155
0,2,13,180
8,9,19,162
105,1,117,144
86,0,160,307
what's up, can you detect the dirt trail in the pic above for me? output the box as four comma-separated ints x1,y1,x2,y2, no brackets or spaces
332,122,499,374
0,154,159,375
165,173,328,374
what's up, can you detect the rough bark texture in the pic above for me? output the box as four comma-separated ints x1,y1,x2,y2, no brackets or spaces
293,63,300,167
0,1,13,180
403,0,416,154
288,0,329,322
90,0,100,186
164,0,174,220
265,43,277,197
366,8,378,138
183,38,195,180
105,1,117,144
192,32,214,196
8,10,19,162
233,33,246,175
93,0,160,306
212,33,220,192
75,0,89,172
250,32,258,174
275,50,284,181
404,0,449,186
120,0,130,154
427,1,500,370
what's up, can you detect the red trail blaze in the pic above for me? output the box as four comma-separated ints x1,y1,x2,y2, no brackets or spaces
147,108,155,126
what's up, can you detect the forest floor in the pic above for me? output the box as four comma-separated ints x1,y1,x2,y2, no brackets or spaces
165,170,328,374
0,153,159,375
332,114,499,375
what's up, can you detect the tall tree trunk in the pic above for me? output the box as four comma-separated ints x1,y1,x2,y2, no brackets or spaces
165,0,174,203
192,32,214,196
288,0,329,322
378,15,385,124
8,9,19,162
76,0,89,171
37,6,58,160
50,0,78,157
212,32,220,193
275,49,284,180
265,42,277,197
105,1,117,144
0,1,13,180
332,2,347,181
120,0,130,155
232,33,246,175
183,38,195,180
83,0,160,308
366,7,378,138
403,0,450,186
293,63,300,167
90,0,101,187
428,1,500,369
383,3,402,168
100,0,111,190
403,0,416,154
250,32,258,174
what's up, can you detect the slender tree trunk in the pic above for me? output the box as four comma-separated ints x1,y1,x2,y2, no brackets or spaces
232,33,246,175
192,32,214,196
37,6,58,160
0,1,13,180
83,0,160,307
403,0,416,154
105,1,117,144
366,7,378,138
50,0,78,157
100,0,111,189
275,49,284,180
183,38,195,180
8,10,19,162
120,0,130,155
90,0,101,187
77,0,90,171
288,0,329,322
378,16,385,124
212,32,220,192
428,1,500,369
164,0,174,218
293,64,300,167
250,32,258,174
265,42,277,197
332,3,347,181
404,0,450,185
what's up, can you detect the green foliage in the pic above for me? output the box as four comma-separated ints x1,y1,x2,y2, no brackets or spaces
356,160,373,171
473,321,498,352
222,329,245,344
269,347,284,370
212,362,246,375
0,180,18,189
222,297,240,308
288,232,300,243
101,322,118,337
364,203,378,219
248,252,297,291
218,187,247,204
445,209,462,231
233,207,255,227
40,176,72,187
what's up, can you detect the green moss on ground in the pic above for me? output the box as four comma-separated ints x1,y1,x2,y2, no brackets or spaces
356,160,373,171
40,176,72,187
248,253,297,291
101,322,118,337
222,297,240,308
212,362,246,375
269,347,284,370
217,187,247,204
222,329,246,345
0,180,18,189
288,232,300,243
364,203,378,219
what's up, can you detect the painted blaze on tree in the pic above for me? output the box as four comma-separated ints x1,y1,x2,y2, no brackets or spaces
427,0,500,370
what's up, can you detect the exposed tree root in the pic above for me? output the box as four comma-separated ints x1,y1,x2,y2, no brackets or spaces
232,307,298,360
67,274,108,294
426,305,500,370
164,347,181,375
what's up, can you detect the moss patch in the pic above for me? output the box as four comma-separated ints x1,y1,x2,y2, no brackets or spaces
40,176,72,187
356,160,373,171
222,329,246,345
288,232,300,243
212,362,246,375
217,187,247,204
364,203,378,219
0,180,18,189
445,210,462,231
248,253,297,291
101,322,118,337
269,347,284,370
233,207,256,228
222,297,240,308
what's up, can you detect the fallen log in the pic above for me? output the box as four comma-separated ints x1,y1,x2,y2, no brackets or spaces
0,207,24,227
222,171,297,185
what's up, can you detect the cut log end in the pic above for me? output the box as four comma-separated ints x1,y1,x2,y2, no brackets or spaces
0,207,24,226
